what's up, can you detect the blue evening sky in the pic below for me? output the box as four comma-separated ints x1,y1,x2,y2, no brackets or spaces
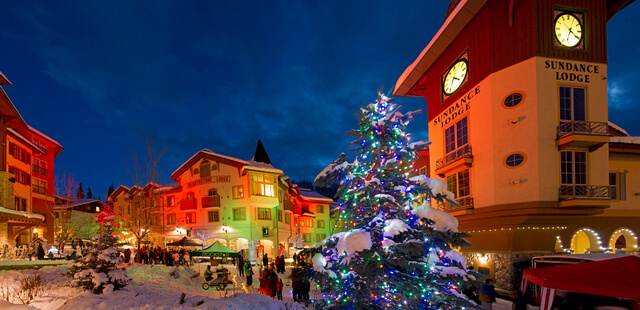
1,1,638,198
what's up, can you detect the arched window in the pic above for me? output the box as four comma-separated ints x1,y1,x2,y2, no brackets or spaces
503,92,524,108
505,153,526,168
200,160,211,177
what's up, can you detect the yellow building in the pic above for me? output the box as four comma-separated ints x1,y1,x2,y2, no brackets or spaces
394,0,638,288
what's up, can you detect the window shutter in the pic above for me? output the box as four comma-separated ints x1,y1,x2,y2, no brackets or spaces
620,172,627,201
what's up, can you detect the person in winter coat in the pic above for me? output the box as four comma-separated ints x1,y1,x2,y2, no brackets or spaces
266,269,278,298
124,248,131,263
204,265,213,281
479,279,499,310
279,255,286,273
291,270,301,302
276,278,283,300
263,253,268,266
245,265,254,292
237,255,244,276
37,244,45,260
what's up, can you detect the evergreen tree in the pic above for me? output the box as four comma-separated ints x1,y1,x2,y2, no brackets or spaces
67,217,128,294
77,183,85,199
86,186,93,199
304,92,481,310
107,183,115,198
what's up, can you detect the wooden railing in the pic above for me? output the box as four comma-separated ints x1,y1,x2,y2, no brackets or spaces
32,165,47,176
32,185,47,195
559,185,614,200
202,195,220,208
557,121,609,137
180,198,197,210
435,145,473,170
437,196,474,212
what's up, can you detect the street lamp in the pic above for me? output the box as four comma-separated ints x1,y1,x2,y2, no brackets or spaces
221,223,229,247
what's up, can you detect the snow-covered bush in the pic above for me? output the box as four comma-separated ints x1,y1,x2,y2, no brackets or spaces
66,221,129,293
0,272,48,305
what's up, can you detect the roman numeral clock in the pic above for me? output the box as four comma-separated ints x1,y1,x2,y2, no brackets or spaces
554,9,585,49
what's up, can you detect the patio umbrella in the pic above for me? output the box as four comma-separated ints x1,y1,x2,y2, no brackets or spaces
166,236,202,247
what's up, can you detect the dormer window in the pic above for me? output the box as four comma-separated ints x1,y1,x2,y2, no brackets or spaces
200,160,211,177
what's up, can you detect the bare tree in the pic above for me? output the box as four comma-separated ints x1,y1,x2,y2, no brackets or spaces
193,229,213,249
52,173,82,253
121,138,167,260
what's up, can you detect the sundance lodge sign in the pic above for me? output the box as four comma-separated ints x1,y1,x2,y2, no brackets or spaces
433,86,480,128
187,175,231,188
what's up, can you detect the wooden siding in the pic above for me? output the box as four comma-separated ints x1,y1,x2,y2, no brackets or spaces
409,0,608,122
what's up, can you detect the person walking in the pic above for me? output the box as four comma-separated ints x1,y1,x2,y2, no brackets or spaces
479,279,499,310
279,255,285,273
276,278,283,300
263,253,268,267
245,265,254,293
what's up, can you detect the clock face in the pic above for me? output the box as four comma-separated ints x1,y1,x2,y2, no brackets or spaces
555,13,582,47
443,60,468,95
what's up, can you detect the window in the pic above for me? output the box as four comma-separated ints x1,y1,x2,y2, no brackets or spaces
316,205,324,214
257,207,272,220
32,178,47,194
200,160,211,177
15,197,26,211
167,214,176,225
317,220,325,228
316,234,326,242
252,173,277,197
505,153,526,168
233,186,244,199
446,169,470,199
208,189,217,196
186,212,196,224
420,167,427,176
285,213,290,224
302,205,309,212
503,92,524,108
561,151,587,185
167,196,175,207
208,210,220,222
9,142,30,164
444,116,468,154
560,86,586,123
298,217,313,227
9,166,31,185
278,210,283,222
302,233,312,243
233,208,246,221
32,158,47,176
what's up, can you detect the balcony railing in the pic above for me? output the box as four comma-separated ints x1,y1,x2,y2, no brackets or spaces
559,185,614,200
202,195,220,208
437,196,474,213
32,165,48,176
557,121,609,137
180,198,197,210
32,185,47,195
435,145,473,171
284,201,293,212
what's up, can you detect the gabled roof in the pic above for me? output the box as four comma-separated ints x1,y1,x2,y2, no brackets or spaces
109,185,131,200
298,188,333,203
27,125,63,157
7,128,44,154
0,79,28,130
54,198,103,211
171,149,248,181
0,72,11,85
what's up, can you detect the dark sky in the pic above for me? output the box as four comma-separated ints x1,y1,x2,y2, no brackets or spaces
1,1,638,198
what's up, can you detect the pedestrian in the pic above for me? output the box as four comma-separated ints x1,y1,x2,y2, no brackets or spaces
293,253,298,264
279,255,285,273
238,255,245,276
245,265,254,292
173,251,179,266
276,278,283,300
124,248,131,263
71,240,76,250
263,253,268,266
291,269,301,302
266,268,278,298
479,279,499,310
204,265,213,281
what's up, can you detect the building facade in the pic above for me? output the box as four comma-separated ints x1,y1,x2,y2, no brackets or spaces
109,141,333,262
0,72,63,248
394,0,638,289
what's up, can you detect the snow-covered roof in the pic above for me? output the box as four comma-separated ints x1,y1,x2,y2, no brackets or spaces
608,122,629,136
171,149,248,180
297,188,333,203
244,159,283,174
610,136,640,144
54,198,103,210
0,206,44,222
7,128,44,154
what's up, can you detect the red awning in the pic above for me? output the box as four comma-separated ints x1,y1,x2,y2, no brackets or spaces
522,256,640,309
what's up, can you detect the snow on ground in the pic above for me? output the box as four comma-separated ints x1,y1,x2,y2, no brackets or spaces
0,260,537,309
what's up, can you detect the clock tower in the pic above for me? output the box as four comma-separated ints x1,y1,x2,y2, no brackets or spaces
395,0,638,289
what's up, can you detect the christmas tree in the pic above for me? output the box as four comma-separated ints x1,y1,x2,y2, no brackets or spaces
67,216,129,294
307,91,481,309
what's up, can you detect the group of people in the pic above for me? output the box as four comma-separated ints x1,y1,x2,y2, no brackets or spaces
262,254,287,274
125,246,193,266
257,262,284,300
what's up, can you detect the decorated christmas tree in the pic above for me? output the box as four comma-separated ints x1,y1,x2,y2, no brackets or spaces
67,211,129,294
306,91,481,309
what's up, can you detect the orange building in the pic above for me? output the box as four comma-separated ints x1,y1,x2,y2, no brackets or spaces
394,0,638,289
0,72,63,249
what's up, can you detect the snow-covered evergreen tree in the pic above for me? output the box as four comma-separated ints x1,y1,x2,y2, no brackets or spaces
67,220,129,294
306,92,481,309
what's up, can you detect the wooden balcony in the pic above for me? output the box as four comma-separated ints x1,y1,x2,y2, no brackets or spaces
557,121,610,151
32,165,47,176
437,196,474,213
559,185,613,211
32,185,47,195
180,198,197,210
202,195,220,208
435,145,473,177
